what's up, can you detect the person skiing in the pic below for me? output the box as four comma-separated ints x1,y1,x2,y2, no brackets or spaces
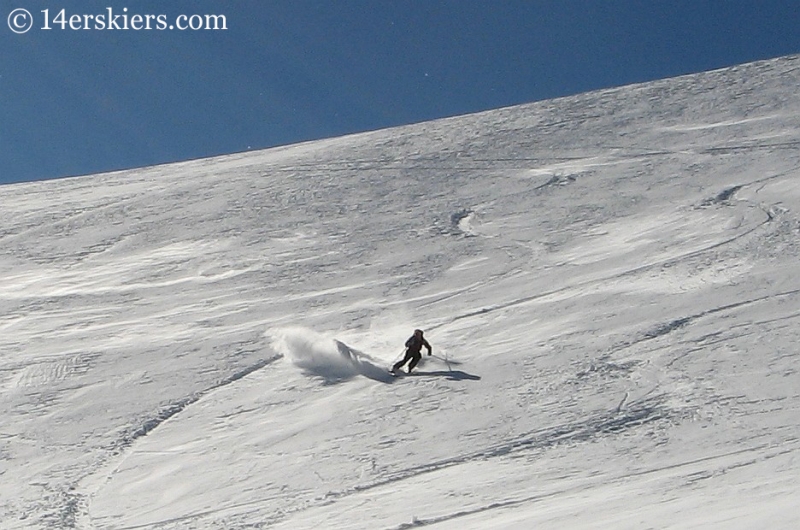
392,329,432,374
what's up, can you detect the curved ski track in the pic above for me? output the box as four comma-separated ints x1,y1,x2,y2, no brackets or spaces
107,394,678,529
73,356,282,530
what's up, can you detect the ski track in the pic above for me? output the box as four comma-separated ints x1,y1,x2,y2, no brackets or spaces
439,212,770,330
384,441,800,530
115,356,281,451
97,394,676,530
433,171,790,335
68,355,283,530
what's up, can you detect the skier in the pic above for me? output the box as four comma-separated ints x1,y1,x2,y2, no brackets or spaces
391,329,432,374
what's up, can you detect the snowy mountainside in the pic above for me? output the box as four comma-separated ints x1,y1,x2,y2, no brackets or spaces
2,55,800,529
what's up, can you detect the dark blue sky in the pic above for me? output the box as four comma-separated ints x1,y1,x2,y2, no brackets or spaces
2,1,800,184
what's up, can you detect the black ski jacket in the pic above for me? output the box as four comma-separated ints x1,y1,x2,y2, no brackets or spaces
405,335,432,355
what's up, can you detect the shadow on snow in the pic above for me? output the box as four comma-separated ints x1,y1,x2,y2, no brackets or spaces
402,369,481,381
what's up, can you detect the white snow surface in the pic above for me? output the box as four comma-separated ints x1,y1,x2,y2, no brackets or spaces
3,55,800,529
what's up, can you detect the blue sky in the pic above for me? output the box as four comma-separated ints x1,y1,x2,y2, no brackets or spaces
2,0,800,184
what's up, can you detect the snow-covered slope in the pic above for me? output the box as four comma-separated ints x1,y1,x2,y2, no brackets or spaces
3,55,800,529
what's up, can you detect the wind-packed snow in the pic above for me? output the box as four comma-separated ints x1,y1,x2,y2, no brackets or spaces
2,55,800,529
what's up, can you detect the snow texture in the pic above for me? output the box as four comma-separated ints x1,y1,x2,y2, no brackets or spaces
2,55,800,529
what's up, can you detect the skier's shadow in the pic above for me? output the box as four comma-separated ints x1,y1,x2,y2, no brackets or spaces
401,355,480,381
406,370,481,381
